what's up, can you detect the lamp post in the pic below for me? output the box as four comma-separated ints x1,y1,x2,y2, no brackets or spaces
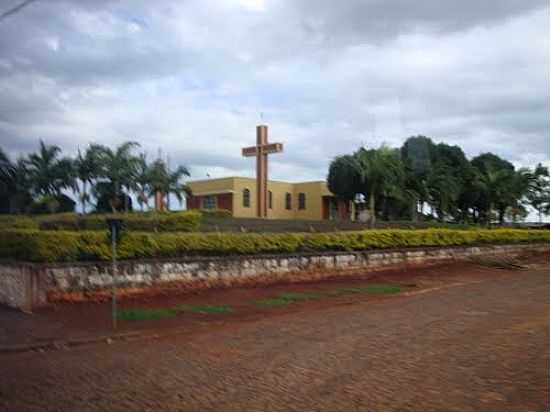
107,218,122,329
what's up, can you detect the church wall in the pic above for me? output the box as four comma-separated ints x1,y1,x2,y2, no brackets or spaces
292,182,325,221
232,178,261,219
266,180,297,220
187,177,236,195
188,176,349,221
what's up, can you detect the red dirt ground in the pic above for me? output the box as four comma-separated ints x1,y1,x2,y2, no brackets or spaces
3,253,547,347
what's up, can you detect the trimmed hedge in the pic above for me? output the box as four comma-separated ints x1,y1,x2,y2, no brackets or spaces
1,228,549,263
197,208,233,219
36,211,202,232
0,216,39,230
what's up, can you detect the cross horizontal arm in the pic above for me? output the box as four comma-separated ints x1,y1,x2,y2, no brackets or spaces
242,143,284,157
242,146,258,157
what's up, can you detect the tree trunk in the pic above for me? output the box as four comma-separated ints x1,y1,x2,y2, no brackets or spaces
124,189,129,214
498,209,505,225
411,198,418,222
369,193,376,228
111,181,119,213
81,181,87,215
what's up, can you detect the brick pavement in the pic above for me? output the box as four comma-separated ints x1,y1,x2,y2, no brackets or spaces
1,266,550,411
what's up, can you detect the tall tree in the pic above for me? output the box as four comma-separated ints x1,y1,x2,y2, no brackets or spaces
165,165,191,210
134,153,151,212
74,146,101,214
92,141,140,213
0,147,15,199
401,136,434,221
327,154,362,202
26,140,75,197
471,153,519,224
354,146,405,225
525,163,550,223
10,158,33,214
147,158,190,211
426,143,470,221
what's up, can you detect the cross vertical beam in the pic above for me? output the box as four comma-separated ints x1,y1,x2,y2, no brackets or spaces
256,125,268,218
242,125,284,218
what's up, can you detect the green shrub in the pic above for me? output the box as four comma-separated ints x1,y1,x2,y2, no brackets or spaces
198,208,232,219
0,228,549,263
37,211,202,232
0,230,110,262
0,216,39,230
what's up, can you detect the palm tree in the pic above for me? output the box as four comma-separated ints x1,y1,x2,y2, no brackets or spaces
134,153,151,212
426,168,460,221
26,140,74,197
93,141,141,213
0,147,15,197
147,159,190,211
354,146,404,226
523,164,550,223
165,165,190,210
472,154,518,224
74,146,101,214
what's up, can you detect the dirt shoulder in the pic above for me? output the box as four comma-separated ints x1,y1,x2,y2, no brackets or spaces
2,253,547,349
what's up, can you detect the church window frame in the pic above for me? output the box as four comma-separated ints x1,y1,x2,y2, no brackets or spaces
202,195,217,209
298,193,306,210
285,192,292,210
243,188,251,208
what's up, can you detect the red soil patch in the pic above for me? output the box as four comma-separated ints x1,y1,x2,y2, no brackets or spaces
3,254,544,347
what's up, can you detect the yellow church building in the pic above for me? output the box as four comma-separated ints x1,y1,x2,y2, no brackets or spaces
187,177,353,221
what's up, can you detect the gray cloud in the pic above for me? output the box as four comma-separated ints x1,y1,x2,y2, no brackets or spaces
287,0,549,45
0,0,549,192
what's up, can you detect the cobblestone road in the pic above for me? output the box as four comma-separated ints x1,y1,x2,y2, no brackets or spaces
2,267,550,411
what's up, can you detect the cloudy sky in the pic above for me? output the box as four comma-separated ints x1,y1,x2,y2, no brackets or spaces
1,0,549,184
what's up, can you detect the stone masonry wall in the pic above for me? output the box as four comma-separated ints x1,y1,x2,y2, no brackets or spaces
1,243,550,311
0,265,33,312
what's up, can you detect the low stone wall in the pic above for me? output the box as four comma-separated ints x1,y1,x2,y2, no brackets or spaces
1,243,549,311
0,265,32,311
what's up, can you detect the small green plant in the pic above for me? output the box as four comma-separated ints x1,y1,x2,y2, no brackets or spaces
117,303,232,321
116,308,179,321
174,304,232,314
338,284,402,295
256,291,322,307
257,284,403,308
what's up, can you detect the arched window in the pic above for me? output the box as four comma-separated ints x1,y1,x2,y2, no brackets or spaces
298,193,306,210
285,192,292,210
268,191,273,209
243,188,251,208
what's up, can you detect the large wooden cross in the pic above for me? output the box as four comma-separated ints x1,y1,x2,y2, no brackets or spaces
242,125,284,218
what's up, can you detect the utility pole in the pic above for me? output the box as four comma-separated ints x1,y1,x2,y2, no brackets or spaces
107,218,122,329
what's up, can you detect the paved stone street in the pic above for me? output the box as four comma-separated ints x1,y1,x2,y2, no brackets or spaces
1,264,550,411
